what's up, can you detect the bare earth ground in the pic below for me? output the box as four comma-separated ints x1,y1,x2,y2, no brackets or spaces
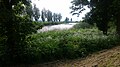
12,45,120,67
32,46,120,67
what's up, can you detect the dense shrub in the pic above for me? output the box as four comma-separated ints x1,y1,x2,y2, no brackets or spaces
74,22,92,29
23,29,119,63
32,21,44,30
0,28,119,65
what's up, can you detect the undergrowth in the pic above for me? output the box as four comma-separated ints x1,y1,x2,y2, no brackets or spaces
23,28,119,63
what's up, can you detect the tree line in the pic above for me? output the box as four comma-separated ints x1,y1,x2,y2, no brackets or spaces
33,5,62,22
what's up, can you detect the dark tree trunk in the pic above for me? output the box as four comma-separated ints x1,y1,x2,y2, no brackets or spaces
3,0,19,63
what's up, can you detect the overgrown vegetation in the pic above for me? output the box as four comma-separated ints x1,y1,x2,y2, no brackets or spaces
0,1,37,65
16,28,119,64
1,21,119,65
73,22,92,29
0,0,120,66
71,0,120,35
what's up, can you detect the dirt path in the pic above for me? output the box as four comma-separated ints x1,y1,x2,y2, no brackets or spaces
31,46,120,67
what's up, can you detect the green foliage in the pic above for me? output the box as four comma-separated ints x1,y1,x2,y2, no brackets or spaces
71,0,120,35
73,22,92,29
53,13,62,22
46,10,52,22
33,4,40,21
70,0,89,15
21,29,119,63
0,1,36,64
64,17,69,23
0,0,120,65
41,8,62,22
58,13,62,22
41,9,46,22
32,21,44,30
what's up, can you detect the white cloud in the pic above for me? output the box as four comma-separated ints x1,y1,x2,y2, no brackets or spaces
31,0,90,21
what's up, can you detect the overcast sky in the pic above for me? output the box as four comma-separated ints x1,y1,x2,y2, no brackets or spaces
31,0,90,21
